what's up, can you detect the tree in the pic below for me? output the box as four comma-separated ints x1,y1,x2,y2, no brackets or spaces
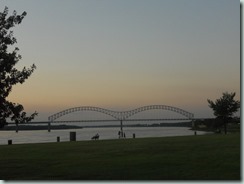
207,92,240,134
0,7,37,128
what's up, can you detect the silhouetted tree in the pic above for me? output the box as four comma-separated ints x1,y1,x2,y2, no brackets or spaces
0,7,37,128
207,92,240,134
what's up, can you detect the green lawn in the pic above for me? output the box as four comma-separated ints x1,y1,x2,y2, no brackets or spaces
0,133,240,180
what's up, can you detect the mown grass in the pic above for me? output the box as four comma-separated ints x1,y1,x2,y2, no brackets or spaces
0,133,240,180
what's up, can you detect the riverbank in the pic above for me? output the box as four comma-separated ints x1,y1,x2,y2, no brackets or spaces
0,127,210,145
0,124,83,131
0,133,240,180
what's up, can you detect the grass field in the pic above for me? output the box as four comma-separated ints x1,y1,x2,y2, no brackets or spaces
0,133,240,180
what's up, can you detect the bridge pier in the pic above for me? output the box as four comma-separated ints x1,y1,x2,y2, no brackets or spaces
120,120,124,138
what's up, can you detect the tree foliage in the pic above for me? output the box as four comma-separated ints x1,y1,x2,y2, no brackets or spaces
0,7,37,128
207,92,240,134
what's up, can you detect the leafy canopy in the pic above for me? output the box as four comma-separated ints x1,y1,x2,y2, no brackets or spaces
207,92,240,119
0,7,37,127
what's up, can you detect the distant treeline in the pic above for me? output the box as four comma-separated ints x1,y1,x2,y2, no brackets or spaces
193,118,240,132
2,118,240,132
128,122,192,127
1,122,193,130
0,124,83,131
82,122,192,128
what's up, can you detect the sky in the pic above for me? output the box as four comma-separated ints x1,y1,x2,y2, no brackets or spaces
0,0,240,121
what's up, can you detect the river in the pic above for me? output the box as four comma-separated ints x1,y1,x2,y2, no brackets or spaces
0,127,210,145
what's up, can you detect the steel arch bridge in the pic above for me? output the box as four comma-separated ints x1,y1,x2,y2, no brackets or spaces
48,105,194,121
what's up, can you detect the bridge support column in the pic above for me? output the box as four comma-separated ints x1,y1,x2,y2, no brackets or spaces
120,120,123,138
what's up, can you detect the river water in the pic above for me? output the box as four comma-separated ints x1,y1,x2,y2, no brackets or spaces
0,127,210,145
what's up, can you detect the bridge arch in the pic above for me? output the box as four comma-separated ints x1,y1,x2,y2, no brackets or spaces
48,106,121,122
48,105,194,122
123,105,194,120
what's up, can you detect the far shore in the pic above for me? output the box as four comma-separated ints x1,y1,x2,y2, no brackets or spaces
1,122,193,131
0,124,83,131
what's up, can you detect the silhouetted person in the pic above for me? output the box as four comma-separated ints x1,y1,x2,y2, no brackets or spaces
91,133,99,140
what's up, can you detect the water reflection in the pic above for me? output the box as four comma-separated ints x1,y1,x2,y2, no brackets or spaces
0,127,209,145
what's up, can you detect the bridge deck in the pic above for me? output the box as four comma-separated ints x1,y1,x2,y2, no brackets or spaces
53,118,192,123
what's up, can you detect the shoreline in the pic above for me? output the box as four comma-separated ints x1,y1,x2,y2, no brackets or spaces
0,125,83,131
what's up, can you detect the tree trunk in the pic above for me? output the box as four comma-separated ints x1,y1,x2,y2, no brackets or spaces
224,117,228,135
224,122,227,134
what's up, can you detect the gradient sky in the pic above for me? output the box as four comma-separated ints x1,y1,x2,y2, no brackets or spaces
1,0,240,121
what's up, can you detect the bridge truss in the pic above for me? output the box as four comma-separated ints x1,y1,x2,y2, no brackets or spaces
48,105,194,121
48,105,194,132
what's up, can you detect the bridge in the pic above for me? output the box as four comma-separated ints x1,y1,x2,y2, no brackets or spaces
48,105,194,134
